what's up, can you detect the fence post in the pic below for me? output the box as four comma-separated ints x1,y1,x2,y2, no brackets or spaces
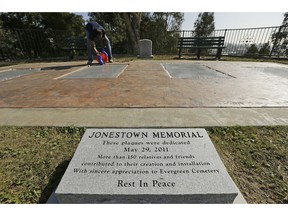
224,29,227,38
269,25,283,57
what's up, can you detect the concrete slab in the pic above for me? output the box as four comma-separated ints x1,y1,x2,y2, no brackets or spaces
0,108,287,127
0,68,41,81
162,63,231,79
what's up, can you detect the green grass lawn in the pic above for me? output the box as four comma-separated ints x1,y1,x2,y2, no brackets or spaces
0,126,287,204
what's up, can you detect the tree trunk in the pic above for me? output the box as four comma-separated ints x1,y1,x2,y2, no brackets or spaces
122,13,141,55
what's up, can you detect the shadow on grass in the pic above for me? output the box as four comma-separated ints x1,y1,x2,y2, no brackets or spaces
38,159,71,203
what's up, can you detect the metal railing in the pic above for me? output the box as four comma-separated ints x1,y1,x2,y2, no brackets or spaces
0,28,85,60
1,25,287,60
212,26,284,57
157,26,286,57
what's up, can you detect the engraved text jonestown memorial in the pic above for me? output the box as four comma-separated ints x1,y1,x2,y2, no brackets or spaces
55,128,238,203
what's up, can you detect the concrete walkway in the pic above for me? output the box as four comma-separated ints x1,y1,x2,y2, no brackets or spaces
0,107,287,127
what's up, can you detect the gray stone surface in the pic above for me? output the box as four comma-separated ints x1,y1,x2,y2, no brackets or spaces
138,39,153,58
243,66,288,79
0,68,41,81
1,108,287,127
55,128,239,203
162,63,231,79
59,64,128,79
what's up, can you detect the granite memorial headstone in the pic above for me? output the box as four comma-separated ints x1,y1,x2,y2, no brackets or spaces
138,39,153,58
55,128,239,203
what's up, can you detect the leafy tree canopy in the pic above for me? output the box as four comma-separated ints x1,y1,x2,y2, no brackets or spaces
193,12,215,37
0,12,84,33
88,12,184,54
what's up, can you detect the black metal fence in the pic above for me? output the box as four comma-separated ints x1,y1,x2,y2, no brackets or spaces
157,26,287,57
213,26,286,57
0,28,77,60
0,25,287,61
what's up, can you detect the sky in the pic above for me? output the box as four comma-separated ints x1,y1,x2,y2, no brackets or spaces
76,12,285,30
182,12,284,29
2,0,286,30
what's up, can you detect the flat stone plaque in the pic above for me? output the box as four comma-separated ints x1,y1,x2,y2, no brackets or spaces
0,68,41,81
162,63,230,79
55,128,238,203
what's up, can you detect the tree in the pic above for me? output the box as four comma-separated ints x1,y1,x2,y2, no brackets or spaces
88,12,133,54
88,12,184,55
245,44,258,56
0,19,18,59
0,12,85,58
121,13,142,55
258,42,270,56
140,13,184,54
0,14,40,59
271,12,288,57
0,12,84,33
193,12,215,37
40,13,84,36
88,12,125,31
0,13,42,29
